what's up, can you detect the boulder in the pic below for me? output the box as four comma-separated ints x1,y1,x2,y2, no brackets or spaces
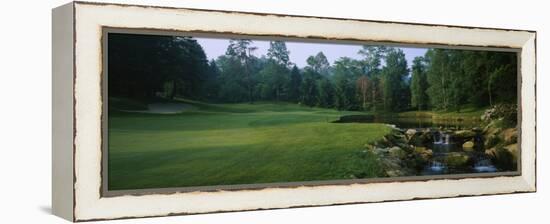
405,129,417,137
484,122,502,136
445,152,470,167
503,143,518,161
380,157,406,177
485,148,497,158
486,144,518,171
425,149,433,157
484,134,500,149
388,146,407,159
378,137,392,148
454,130,476,139
392,133,408,143
388,131,409,149
419,131,433,143
373,147,390,155
413,146,432,155
414,147,433,161
407,132,430,147
421,150,433,161
502,128,518,144
462,141,475,151
485,145,517,161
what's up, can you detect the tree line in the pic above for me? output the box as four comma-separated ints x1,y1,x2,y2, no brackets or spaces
411,49,517,111
109,34,517,112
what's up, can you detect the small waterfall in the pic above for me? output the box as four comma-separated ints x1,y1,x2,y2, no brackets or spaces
444,133,451,144
434,131,451,145
433,131,441,144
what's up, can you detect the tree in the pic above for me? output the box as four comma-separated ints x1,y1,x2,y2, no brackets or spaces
357,45,389,111
226,39,256,103
200,60,221,100
108,34,208,100
300,68,319,106
258,59,290,101
358,45,388,74
288,65,302,102
447,50,469,111
333,57,361,110
167,37,209,99
267,41,291,67
216,55,249,102
317,78,334,107
424,49,517,111
410,56,429,110
489,53,517,104
461,51,489,107
254,41,294,101
425,49,451,110
306,52,330,76
381,48,409,111
356,75,370,110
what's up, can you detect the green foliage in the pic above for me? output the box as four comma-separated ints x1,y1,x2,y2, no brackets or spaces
225,39,257,103
333,57,361,110
300,68,320,106
216,55,249,102
267,41,291,66
108,34,209,99
257,60,290,101
410,56,429,110
425,49,517,111
199,60,221,101
358,45,389,75
306,51,331,76
357,46,389,112
316,78,334,107
426,49,451,110
381,48,409,111
481,104,518,127
288,65,302,102
110,34,518,115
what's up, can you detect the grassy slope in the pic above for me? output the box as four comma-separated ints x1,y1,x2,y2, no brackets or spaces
108,100,391,190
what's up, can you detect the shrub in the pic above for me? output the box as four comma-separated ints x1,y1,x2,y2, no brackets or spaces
481,104,517,127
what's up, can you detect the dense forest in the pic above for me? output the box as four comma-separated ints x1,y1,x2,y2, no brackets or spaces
108,33,518,112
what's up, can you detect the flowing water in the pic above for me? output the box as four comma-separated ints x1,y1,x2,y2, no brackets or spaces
338,115,499,175
421,132,497,175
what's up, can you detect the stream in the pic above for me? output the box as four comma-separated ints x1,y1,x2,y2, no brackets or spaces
422,130,497,175
338,115,500,175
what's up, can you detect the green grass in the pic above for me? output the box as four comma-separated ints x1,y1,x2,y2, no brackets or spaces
108,100,390,190
398,105,486,120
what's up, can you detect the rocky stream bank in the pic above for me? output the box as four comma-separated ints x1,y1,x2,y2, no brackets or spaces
363,119,518,177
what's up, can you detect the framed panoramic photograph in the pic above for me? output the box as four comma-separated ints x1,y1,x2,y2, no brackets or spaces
52,1,536,222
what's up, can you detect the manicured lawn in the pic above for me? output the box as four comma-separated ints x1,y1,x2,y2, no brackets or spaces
108,100,391,190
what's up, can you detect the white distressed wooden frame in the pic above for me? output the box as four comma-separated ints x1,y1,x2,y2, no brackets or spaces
52,1,536,222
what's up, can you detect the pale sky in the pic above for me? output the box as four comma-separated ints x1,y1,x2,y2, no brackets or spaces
195,37,428,70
